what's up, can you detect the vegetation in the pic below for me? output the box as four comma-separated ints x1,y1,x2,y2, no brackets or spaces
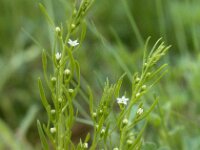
0,0,200,150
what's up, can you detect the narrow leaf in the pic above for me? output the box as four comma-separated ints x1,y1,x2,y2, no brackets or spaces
37,120,49,150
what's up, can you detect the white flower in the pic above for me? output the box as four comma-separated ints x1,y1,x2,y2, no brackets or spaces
117,96,129,105
137,108,143,115
68,39,79,47
55,52,62,60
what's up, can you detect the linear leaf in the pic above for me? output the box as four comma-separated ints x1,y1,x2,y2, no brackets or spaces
37,120,49,150
39,3,55,28
38,78,51,118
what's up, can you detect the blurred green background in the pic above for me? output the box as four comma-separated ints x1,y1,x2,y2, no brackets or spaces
0,0,200,149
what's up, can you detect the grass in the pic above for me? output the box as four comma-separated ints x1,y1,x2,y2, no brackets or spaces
0,0,200,149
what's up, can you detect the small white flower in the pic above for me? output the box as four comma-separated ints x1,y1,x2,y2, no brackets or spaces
137,108,143,115
117,96,129,105
83,142,88,148
68,39,79,47
50,127,56,133
55,52,62,60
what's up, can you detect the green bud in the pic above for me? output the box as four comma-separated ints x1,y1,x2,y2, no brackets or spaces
92,112,97,118
146,72,151,78
100,128,105,137
127,139,133,145
50,127,56,133
51,109,56,114
68,88,74,93
141,85,147,91
55,26,61,34
135,77,140,83
71,23,76,29
58,98,62,102
64,69,71,76
135,92,140,98
51,77,57,86
122,118,129,126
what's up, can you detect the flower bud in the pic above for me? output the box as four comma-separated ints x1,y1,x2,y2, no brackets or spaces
144,62,148,67
68,89,74,93
55,26,61,33
122,118,129,126
95,124,99,130
51,77,56,86
141,85,147,91
64,69,71,76
135,77,140,83
71,23,76,29
146,72,151,78
50,127,56,133
92,112,97,118
100,128,105,137
58,98,62,102
51,109,56,114
136,93,140,98
127,139,133,145
73,9,77,16
99,109,103,115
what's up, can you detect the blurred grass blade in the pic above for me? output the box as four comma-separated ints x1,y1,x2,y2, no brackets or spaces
0,119,21,150
39,3,55,28
121,0,144,47
17,105,39,140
